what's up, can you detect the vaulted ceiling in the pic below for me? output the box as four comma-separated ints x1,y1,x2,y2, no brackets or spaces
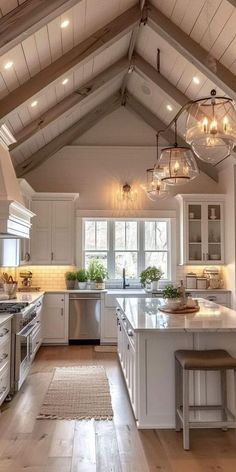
0,0,235,182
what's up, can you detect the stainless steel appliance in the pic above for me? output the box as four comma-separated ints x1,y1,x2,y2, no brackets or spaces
0,297,43,393
69,293,100,344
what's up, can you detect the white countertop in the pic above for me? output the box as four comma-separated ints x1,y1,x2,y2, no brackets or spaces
0,313,13,326
0,292,44,304
116,297,236,332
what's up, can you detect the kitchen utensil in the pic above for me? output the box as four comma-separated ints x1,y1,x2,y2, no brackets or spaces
3,282,17,298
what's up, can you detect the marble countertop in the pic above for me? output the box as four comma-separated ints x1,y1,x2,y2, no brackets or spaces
0,314,13,326
116,297,236,332
0,292,45,304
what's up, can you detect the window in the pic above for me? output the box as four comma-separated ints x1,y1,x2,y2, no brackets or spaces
83,218,172,280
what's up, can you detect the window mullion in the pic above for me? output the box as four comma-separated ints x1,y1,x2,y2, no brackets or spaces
108,220,115,279
138,221,145,274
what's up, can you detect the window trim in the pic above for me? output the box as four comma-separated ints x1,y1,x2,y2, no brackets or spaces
82,217,176,282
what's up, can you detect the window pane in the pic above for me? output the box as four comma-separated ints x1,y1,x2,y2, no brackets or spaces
145,222,155,250
115,221,125,249
145,252,168,278
85,252,107,270
84,221,95,250
126,222,137,250
115,221,137,250
96,221,108,250
115,252,137,279
155,222,167,250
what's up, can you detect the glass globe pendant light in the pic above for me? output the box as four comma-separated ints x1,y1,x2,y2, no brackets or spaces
156,121,199,186
142,134,169,200
185,89,236,164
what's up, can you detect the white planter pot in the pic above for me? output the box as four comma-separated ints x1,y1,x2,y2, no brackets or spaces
151,281,159,291
78,282,87,290
165,298,182,310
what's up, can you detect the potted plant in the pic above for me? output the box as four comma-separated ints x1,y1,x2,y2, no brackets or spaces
87,258,107,290
65,271,77,289
162,284,182,310
76,269,88,290
140,266,163,291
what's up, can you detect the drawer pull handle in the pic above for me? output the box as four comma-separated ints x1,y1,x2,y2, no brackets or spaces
207,296,217,301
0,386,7,395
0,353,8,363
0,328,9,338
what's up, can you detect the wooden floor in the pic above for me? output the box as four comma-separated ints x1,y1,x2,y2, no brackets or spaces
0,346,236,471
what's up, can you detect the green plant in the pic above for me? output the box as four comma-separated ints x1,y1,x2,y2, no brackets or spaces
87,258,107,282
76,269,88,282
162,285,181,299
65,271,77,281
140,266,163,285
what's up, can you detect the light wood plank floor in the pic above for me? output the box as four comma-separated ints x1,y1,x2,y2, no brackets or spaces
0,346,236,471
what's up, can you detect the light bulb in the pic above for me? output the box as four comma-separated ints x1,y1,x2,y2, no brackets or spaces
202,117,208,133
173,161,180,173
223,116,228,132
210,119,217,134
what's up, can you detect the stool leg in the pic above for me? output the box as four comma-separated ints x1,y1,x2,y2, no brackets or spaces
220,369,227,430
183,370,190,450
175,359,181,431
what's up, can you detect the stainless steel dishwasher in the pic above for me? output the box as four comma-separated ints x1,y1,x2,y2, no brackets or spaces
69,293,101,344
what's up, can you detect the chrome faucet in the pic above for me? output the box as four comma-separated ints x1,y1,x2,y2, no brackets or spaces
122,268,130,289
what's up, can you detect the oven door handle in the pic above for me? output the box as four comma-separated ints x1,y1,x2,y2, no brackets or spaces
17,323,37,337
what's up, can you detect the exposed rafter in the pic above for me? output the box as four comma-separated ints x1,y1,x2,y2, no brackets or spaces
0,0,81,56
10,57,128,150
0,4,140,121
15,94,121,177
126,93,218,182
147,2,236,101
134,54,187,107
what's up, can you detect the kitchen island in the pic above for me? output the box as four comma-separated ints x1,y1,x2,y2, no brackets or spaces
116,297,236,429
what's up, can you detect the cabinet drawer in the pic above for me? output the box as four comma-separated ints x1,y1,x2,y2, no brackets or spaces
190,292,229,305
0,321,11,347
0,364,10,405
0,338,10,374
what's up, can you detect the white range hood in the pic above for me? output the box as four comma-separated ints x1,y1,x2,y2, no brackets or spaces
0,125,34,239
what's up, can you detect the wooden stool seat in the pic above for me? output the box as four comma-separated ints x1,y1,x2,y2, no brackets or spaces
175,349,236,370
174,349,236,450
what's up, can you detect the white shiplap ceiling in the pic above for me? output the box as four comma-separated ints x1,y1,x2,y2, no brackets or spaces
0,0,234,177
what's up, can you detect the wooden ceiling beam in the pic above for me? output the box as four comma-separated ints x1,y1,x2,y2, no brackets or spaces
0,4,140,121
0,0,81,56
134,54,187,106
126,93,218,182
10,57,128,150
15,94,121,177
147,2,236,101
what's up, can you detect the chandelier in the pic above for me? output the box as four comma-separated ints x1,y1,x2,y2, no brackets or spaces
155,121,199,186
142,135,169,199
185,89,236,164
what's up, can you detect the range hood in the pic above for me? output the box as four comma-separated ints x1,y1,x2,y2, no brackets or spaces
0,125,34,239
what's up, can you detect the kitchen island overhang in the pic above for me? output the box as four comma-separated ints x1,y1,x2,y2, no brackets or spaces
116,297,236,429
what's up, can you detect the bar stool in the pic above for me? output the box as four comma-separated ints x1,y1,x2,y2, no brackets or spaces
175,349,236,450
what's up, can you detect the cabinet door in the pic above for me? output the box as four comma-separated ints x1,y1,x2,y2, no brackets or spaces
51,201,73,264
30,201,52,264
42,294,67,344
101,308,117,344
186,203,203,263
206,203,224,263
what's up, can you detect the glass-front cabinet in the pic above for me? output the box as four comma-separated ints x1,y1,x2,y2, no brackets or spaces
176,195,225,265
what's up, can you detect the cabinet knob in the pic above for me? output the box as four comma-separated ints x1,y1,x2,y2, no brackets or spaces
127,329,134,337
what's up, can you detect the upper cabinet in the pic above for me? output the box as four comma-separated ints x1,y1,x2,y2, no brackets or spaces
176,194,225,265
30,193,78,265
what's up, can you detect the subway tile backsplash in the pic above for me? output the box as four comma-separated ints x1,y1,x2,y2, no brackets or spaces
16,266,75,290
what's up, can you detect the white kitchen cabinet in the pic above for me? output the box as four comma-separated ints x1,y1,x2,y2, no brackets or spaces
0,318,11,407
177,194,225,265
42,293,68,344
30,194,78,264
188,290,231,308
117,311,136,415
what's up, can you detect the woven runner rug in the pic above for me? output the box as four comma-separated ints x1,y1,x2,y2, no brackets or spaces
37,366,113,420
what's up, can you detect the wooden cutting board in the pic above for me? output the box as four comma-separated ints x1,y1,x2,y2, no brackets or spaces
159,305,200,314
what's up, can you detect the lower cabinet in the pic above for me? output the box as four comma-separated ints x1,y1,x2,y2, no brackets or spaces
42,293,68,344
0,319,11,406
117,311,136,415
101,307,118,344
188,291,231,308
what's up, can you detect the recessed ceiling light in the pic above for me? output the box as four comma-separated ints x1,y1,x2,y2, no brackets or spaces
31,100,38,107
4,61,13,70
166,104,173,111
62,78,69,85
61,19,70,28
193,76,200,84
